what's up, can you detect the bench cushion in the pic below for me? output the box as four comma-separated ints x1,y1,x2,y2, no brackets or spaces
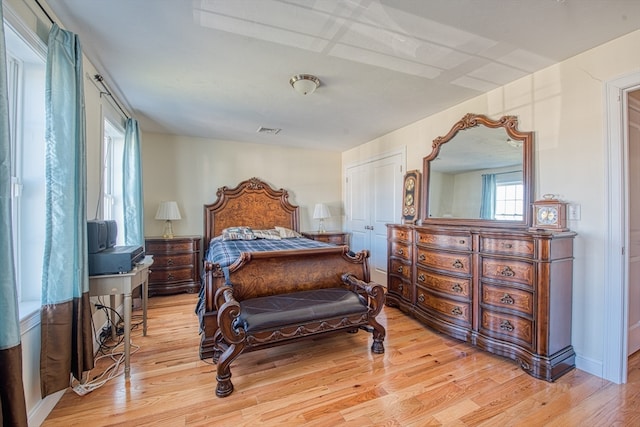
237,288,368,332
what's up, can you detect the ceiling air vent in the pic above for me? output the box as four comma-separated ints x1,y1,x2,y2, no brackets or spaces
257,126,281,135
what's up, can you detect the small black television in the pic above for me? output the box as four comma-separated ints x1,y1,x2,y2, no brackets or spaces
87,220,107,253
87,220,118,253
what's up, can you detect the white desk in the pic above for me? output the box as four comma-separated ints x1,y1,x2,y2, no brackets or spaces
89,256,153,379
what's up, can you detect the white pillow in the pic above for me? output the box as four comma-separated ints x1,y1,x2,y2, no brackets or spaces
275,226,302,238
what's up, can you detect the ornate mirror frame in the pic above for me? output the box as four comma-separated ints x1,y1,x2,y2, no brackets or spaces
421,113,534,228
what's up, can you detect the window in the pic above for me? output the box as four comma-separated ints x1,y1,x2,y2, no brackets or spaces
4,17,47,317
103,118,125,245
495,181,524,220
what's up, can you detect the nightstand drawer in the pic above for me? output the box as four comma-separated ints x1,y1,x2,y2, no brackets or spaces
146,239,198,253
152,253,195,268
151,267,195,284
301,231,350,246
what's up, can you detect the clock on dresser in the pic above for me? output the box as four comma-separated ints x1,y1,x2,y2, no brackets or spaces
531,195,568,231
144,235,201,296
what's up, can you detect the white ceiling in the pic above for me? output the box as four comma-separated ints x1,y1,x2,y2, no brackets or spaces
43,0,640,152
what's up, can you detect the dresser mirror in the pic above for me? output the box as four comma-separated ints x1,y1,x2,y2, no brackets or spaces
422,113,534,228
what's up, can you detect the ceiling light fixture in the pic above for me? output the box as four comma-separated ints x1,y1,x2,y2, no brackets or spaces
289,74,320,95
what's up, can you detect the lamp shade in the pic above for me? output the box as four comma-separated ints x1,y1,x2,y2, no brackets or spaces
155,201,182,220
313,203,331,219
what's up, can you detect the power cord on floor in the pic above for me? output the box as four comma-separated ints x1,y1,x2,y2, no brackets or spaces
72,302,143,395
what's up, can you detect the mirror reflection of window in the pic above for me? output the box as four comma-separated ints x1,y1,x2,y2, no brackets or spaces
494,180,524,220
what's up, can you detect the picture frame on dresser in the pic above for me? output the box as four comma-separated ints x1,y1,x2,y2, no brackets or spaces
144,235,201,296
402,169,421,224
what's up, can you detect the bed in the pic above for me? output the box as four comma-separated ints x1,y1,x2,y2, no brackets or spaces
197,177,373,359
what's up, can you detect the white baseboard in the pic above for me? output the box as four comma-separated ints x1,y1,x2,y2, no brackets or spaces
28,389,65,427
575,353,604,380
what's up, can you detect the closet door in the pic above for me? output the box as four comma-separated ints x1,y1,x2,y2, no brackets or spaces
346,153,403,283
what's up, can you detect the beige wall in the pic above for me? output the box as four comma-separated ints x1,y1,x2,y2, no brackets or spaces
141,133,343,239
343,28,640,377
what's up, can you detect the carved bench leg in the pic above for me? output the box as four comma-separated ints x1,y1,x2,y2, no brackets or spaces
368,318,386,354
216,342,245,398
212,329,224,364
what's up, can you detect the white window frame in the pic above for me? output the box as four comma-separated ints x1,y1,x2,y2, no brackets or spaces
102,116,125,246
4,9,48,325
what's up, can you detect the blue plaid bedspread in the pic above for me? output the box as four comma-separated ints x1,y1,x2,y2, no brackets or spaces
204,236,333,268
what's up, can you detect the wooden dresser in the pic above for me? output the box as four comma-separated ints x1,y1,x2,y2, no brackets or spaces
144,235,201,296
301,231,350,246
387,224,576,381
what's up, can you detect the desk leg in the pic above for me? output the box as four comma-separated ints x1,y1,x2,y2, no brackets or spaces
123,291,132,380
109,294,117,339
142,276,148,336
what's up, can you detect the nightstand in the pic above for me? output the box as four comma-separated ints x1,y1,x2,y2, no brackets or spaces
144,235,201,296
301,231,350,246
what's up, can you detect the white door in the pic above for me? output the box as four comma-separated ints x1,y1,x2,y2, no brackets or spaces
346,152,404,284
628,90,640,355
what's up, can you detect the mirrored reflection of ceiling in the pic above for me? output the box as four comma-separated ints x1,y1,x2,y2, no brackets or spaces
43,0,640,151
431,126,522,174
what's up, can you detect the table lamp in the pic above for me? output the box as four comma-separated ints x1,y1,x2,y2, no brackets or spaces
313,203,331,233
155,201,181,238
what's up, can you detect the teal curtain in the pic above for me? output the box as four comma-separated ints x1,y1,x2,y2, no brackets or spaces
40,23,93,397
123,117,144,246
0,2,29,424
480,173,496,219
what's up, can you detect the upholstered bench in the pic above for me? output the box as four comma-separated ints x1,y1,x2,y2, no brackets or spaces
212,273,386,397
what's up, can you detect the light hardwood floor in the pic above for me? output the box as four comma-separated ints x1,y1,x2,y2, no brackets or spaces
43,293,640,426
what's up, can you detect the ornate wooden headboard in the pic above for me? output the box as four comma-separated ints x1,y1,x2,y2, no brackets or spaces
203,177,300,245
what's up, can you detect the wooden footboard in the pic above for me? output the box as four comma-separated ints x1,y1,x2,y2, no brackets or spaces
199,246,371,359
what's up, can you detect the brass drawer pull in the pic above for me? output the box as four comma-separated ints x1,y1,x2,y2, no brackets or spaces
452,283,463,293
418,274,425,282
451,306,463,316
452,259,464,269
397,266,404,273
167,258,174,266
459,240,465,245
418,294,425,303
397,248,404,256
167,273,174,280
500,293,515,305
504,243,513,249
397,284,403,292
500,320,514,332
419,254,426,261
499,266,515,277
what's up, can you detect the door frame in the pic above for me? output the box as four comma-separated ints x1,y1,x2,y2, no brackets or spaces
604,71,640,383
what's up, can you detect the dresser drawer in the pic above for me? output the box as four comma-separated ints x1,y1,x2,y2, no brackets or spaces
416,230,472,251
389,258,411,280
481,257,534,287
390,241,411,261
152,253,195,268
388,226,412,242
416,287,471,327
388,275,413,302
416,268,470,299
417,248,471,274
480,309,534,350
480,236,534,257
150,267,195,284
481,283,534,316
146,239,198,253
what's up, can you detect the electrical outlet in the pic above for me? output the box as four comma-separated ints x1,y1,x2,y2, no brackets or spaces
568,204,581,220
